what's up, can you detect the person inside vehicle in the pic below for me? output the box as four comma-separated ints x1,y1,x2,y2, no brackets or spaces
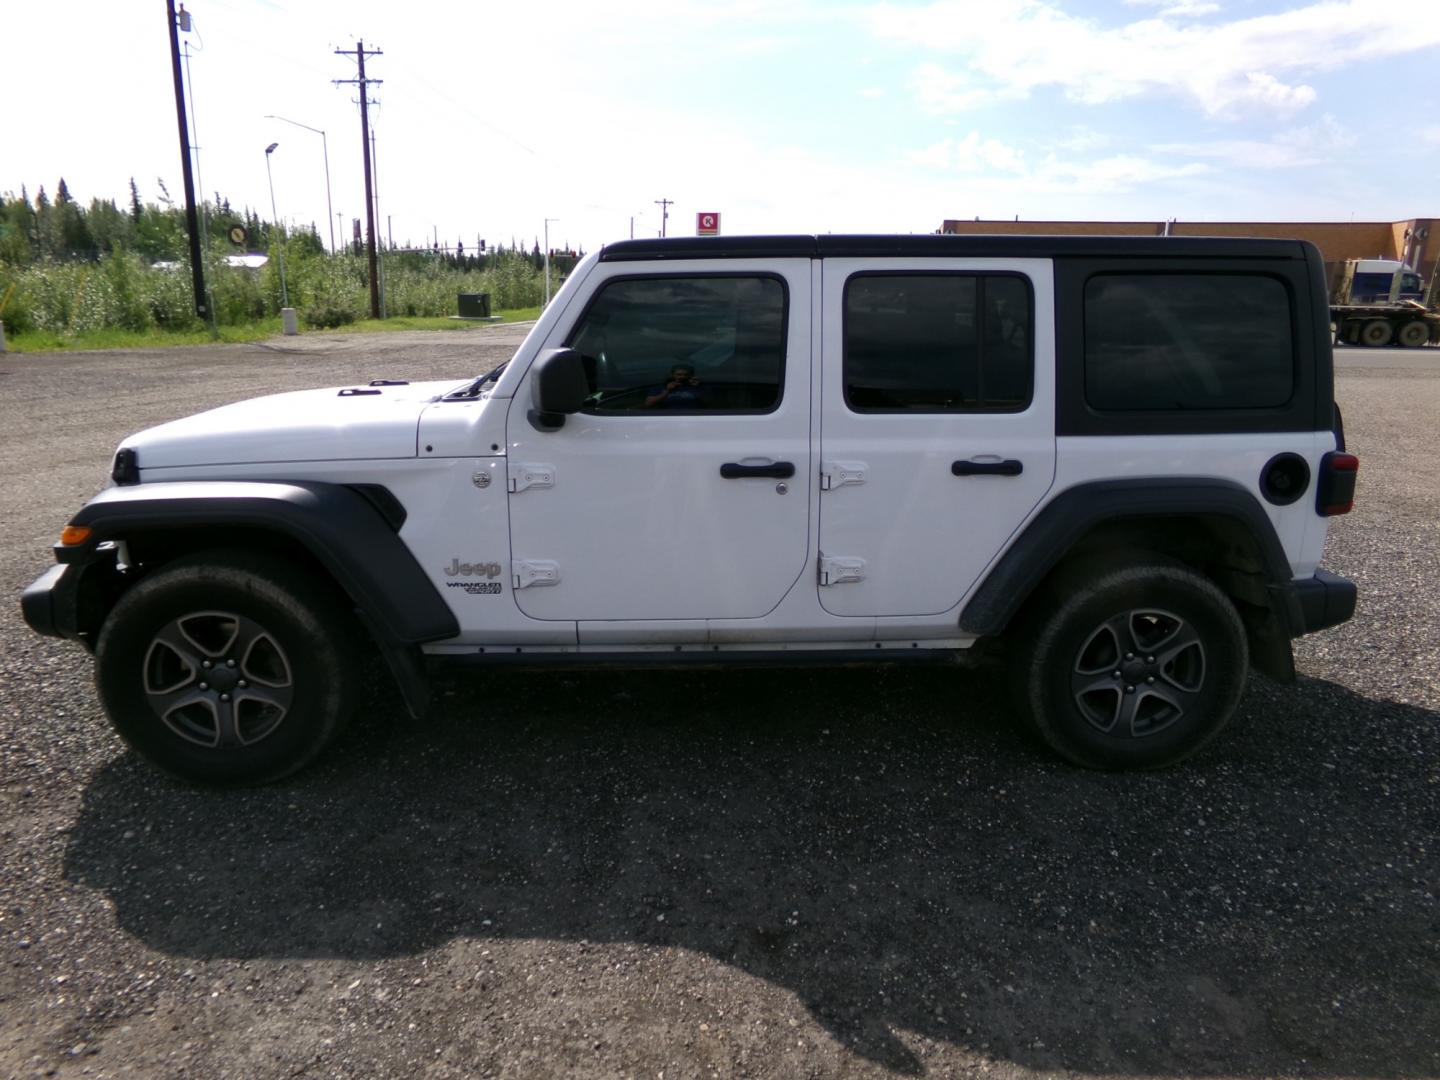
644,363,703,408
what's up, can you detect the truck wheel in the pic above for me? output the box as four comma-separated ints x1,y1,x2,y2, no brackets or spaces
1360,319,1394,347
1396,320,1430,348
95,552,359,785
1013,563,1248,770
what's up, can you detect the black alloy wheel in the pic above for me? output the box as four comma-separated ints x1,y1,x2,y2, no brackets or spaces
95,551,359,785
1014,561,1248,769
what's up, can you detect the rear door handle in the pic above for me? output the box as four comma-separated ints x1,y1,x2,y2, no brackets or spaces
952,459,1023,477
720,461,796,479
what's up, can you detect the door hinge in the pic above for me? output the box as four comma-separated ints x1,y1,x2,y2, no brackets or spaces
819,555,866,586
509,463,556,493
820,461,867,490
513,560,561,589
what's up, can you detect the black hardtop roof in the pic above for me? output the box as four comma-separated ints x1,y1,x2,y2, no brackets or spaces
599,234,1314,262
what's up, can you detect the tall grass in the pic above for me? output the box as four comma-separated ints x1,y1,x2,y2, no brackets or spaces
0,247,555,338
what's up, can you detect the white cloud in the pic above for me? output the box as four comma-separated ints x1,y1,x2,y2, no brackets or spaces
908,132,1028,172
866,0,1440,117
907,132,1209,195
859,87,886,99
1157,115,1356,168
1030,154,1210,194
1054,126,1114,154
1125,0,1222,16
911,63,1004,114
1422,126,1440,145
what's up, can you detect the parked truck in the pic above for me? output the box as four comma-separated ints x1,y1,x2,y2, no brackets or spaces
1330,257,1440,347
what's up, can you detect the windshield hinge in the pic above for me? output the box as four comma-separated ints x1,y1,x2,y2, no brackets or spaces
509,463,556,493
513,560,561,589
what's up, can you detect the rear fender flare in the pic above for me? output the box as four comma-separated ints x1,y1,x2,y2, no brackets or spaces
960,478,1295,638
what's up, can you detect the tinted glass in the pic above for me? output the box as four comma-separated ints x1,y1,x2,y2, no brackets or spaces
567,276,786,413
1084,274,1293,410
843,274,1033,411
1347,272,1393,302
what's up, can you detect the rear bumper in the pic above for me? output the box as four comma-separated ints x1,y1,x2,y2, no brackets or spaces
1289,568,1357,636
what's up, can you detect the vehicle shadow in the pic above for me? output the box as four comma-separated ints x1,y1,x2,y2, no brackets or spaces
64,665,1437,1076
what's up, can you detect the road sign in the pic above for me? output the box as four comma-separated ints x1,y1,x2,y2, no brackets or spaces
697,212,720,236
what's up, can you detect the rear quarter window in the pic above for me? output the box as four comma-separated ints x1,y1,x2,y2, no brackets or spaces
1084,274,1294,411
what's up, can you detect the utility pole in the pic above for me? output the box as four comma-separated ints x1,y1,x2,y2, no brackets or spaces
543,218,559,307
166,0,207,318
654,198,672,238
334,40,383,318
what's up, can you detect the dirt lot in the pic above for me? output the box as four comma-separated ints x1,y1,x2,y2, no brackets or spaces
0,329,1435,1079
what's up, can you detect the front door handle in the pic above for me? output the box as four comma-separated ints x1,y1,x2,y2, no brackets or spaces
720,461,796,479
952,459,1024,477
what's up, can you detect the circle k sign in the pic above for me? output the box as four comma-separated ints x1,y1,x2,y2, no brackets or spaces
697,212,721,236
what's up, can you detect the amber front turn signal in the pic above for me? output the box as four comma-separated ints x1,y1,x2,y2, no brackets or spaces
59,525,92,546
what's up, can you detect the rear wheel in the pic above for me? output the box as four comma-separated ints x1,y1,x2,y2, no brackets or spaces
1014,563,1247,769
1360,319,1394,347
1396,320,1430,348
95,551,359,785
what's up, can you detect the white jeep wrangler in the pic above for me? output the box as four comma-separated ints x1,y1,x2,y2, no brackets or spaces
22,235,1359,782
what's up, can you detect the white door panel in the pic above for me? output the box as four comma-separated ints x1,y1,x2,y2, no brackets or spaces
507,261,812,625
818,258,1057,618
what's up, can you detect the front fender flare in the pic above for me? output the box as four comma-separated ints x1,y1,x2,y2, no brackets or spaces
61,480,458,646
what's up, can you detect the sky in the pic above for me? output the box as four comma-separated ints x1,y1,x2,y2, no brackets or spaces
5,0,1440,255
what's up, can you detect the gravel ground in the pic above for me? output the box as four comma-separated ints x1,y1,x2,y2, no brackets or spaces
0,332,1435,1080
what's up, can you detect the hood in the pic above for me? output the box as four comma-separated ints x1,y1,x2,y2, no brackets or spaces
123,380,465,469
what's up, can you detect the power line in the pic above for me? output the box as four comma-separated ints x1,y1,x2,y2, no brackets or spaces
655,198,673,238
334,40,384,319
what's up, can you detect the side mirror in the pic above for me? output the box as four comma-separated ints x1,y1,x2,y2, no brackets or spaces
528,348,588,431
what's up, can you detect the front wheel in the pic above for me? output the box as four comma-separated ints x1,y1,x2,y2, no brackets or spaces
95,552,360,785
1013,563,1248,769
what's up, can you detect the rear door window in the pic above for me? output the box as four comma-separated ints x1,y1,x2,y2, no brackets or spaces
843,273,1032,412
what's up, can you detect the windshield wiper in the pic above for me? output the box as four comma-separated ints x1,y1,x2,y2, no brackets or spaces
446,362,508,399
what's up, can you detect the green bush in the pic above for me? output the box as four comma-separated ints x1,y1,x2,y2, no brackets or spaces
0,266,35,334
144,263,198,328
209,262,267,324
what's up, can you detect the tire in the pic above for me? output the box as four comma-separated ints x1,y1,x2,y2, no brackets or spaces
1013,563,1248,770
1359,319,1394,347
95,551,359,785
1396,320,1430,348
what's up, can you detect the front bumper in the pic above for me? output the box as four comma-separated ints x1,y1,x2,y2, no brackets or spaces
21,563,82,640
20,550,118,649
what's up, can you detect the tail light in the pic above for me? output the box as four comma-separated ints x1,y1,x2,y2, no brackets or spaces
1316,451,1359,516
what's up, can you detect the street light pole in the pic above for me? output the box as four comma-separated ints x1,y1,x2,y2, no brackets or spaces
265,114,335,254
264,143,289,308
